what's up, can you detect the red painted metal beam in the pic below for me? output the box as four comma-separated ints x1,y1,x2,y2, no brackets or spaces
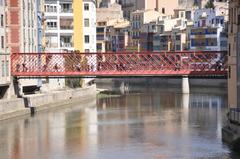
10,51,228,77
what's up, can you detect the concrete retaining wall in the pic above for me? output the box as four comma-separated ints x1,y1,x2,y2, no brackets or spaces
28,85,96,111
0,85,96,120
0,98,30,121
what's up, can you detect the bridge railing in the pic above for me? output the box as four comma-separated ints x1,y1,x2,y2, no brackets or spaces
10,51,228,77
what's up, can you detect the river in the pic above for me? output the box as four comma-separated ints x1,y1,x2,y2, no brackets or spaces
0,81,239,159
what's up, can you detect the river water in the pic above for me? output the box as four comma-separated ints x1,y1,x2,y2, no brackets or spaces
0,82,239,159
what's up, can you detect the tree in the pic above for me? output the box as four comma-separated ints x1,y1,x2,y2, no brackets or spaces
205,0,215,9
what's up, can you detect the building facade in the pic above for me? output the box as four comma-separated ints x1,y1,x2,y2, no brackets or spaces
131,9,162,46
83,0,97,53
228,0,240,108
190,8,228,51
0,0,10,99
6,0,40,95
43,0,96,90
44,0,74,52
153,17,188,52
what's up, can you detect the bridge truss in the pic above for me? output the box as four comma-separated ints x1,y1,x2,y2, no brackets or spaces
11,51,228,77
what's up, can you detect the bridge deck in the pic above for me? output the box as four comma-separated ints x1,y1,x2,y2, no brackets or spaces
11,51,228,77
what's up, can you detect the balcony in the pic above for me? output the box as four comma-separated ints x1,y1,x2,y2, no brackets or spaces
46,43,58,48
61,42,73,48
60,19,73,30
60,3,73,13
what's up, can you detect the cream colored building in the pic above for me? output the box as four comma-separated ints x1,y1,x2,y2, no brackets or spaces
131,9,163,45
156,0,179,16
228,0,240,108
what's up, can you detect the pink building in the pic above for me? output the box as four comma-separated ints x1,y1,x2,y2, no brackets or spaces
119,0,178,19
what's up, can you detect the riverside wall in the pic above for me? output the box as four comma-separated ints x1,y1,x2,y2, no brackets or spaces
0,85,96,121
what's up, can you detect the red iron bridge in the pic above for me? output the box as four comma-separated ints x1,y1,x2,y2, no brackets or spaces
11,51,228,78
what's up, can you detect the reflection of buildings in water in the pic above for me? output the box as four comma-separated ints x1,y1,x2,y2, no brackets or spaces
65,109,89,155
0,115,53,159
182,93,190,128
188,94,226,138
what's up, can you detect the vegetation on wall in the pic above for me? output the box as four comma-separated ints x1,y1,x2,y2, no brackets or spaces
205,0,215,9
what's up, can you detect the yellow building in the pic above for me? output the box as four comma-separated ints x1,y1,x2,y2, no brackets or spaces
73,0,84,52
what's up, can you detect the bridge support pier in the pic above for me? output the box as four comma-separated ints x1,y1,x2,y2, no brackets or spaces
182,76,190,94
13,77,23,98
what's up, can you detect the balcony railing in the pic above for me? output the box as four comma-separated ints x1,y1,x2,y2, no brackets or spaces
46,26,57,30
229,108,240,125
61,42,73,48
61,9,73,13
60,26,73,30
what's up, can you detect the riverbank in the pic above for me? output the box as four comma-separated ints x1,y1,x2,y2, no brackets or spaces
0,84,96,121
222,121,240,152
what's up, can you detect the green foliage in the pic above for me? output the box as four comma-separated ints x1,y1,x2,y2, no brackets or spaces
205,0,215,9
66,78,82,88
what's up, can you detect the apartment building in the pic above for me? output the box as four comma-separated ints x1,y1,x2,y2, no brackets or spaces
43,0,96,90
131,9,162,46
110,20,130,52
228,0,240,108
83,0,96,53
97,19,130,52
0,0,10,99
44,0,74,52
140,19,168,51
153,17,188,51
6,0,41,95
190,8,228,51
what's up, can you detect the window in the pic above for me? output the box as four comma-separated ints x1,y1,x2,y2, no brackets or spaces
97,43,102,51
0,14,3,27
84,18,89,27
176,45,181,51
1,36,3,49
84,3,89,11
229,66,231,79
47,21,57,29
61,3,72,13
162,8,165,14
1,60,4,77
175,35,181,41
84,35,89,43
229,43,231,56
220,19,224,24
85,49,90,52
6,60,9,76
238,14,240,25
181,12,184,18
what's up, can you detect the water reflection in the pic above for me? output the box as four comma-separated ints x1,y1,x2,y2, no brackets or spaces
0,86,239,159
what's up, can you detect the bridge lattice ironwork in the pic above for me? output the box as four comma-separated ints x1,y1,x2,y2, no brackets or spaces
10,51,228,77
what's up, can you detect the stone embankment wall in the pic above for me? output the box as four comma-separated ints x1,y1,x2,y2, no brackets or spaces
0,85,96,120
